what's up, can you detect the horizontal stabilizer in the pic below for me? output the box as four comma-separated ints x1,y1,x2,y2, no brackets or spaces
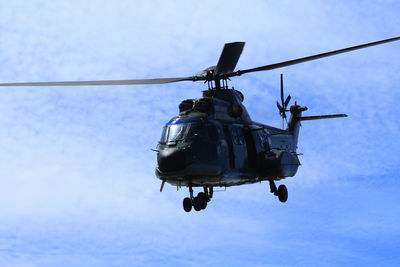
298,114,348,121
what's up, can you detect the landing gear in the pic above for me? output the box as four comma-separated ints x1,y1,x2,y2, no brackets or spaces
269,180,288,203
182,185,212,212
277,184,288,202
197,192,208,209
193,197,203,211
183,197,192,212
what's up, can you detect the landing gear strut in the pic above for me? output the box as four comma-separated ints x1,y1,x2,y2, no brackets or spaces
269,180,288,203
183,185,213,212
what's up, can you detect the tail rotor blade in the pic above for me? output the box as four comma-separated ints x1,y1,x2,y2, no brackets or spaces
276,101,283,111
284,94,291,108
280,74,284,105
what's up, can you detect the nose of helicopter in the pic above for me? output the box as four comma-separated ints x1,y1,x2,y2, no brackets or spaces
157,148,187,172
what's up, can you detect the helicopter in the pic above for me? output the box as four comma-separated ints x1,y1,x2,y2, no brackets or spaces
0,36,399,212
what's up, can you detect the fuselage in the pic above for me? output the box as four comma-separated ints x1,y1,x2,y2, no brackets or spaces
155,89,302,188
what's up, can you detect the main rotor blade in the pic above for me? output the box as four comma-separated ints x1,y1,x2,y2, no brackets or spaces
215,42,245,76
0,76,201,87
231,36,400,76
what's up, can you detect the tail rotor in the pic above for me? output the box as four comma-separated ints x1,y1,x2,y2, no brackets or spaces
276,73,291,128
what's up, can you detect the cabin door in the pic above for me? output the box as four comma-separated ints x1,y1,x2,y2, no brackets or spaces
243,128,257,168
230,125,248,169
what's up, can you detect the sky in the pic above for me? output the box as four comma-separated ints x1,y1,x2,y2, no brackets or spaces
0,0,399,266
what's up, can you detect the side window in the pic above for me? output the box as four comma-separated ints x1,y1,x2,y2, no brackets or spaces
231,127,244,145
258,132,270,150
239,130,245,144
186,123,204,139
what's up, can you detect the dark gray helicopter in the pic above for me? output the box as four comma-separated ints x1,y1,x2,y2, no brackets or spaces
0,36,399,212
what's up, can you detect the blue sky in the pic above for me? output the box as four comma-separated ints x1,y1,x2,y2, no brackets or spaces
0,0,399,266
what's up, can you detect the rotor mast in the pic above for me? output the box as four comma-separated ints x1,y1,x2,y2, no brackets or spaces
206,76,230,90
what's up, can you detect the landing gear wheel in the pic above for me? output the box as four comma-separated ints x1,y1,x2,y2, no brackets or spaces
197,192,208,209
193,197,203,211
278,184,288,203
183,197,192,212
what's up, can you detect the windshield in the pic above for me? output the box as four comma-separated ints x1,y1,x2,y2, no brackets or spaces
160,119,204,143
160,126,168,143
167,124,189,142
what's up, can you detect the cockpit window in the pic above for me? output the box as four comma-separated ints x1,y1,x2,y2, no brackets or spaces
186,123,204,139
167,124,189,142
160,126,168,143
160,119,204,144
